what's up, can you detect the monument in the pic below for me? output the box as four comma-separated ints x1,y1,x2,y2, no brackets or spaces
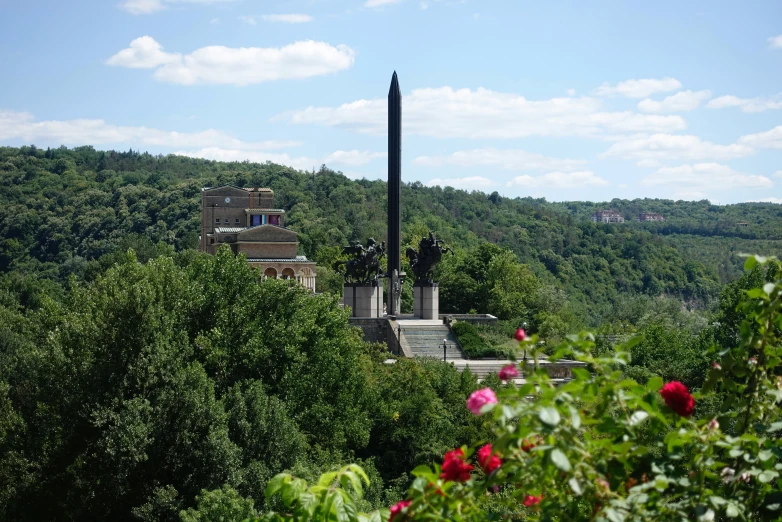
336,239,385,318
407,232,452,319
387,71,403,317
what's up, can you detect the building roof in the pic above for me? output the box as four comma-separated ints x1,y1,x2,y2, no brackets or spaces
247,256,312,263
245,208,285,214
214,224,295,234
201,185,273,193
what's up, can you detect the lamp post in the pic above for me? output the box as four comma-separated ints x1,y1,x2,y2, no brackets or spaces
397,325,402,355
522,321,528,361
443,338,448,362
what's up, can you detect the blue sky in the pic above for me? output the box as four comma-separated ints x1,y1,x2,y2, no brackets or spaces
1,0,781,204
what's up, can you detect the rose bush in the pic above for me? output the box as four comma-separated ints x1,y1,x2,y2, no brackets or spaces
256,256,782,522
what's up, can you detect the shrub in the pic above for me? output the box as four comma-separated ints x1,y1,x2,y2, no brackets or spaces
257,255,782,521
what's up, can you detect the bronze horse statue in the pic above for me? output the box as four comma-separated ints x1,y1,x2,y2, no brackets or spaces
334,239,385,284
406,232,453,284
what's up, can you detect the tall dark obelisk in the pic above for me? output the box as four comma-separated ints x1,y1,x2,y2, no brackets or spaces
387,71,402,316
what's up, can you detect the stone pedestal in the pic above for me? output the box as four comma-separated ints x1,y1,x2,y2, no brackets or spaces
343,282,384,318
413,283,439,320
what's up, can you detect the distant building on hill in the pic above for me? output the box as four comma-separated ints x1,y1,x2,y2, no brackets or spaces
199,185,316,291
591,210,625,223
638,212,665,222
737,222,749,227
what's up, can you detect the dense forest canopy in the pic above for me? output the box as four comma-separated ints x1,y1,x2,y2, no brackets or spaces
1,145,781,520
2,145,780,328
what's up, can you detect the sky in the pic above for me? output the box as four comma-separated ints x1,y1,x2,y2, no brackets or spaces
1,0,781,204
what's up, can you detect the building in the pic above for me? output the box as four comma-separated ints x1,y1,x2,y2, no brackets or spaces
737,222,749,227
199,185,316,291
638,212,665,222
591,210,625,223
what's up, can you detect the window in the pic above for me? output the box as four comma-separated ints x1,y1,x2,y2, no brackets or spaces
235,218,240,225
215,218,220,224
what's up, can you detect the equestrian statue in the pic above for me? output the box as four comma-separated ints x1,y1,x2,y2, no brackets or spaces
334,238,386,284
406,231,453,284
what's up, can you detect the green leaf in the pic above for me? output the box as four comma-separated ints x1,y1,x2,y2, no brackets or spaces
265,473,291,499
726,503,739,518
568,477,583,495
629,410,649,426
550,448,572,472
764,282,776,296
604,507,625,522
758,470,779,483
646,376,663,392
569,406,581,429
744,256,758,271
539,407,561,426
709,496,727,507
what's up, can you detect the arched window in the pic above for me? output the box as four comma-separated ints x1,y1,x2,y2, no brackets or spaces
264,267,277,279
281,267,295,280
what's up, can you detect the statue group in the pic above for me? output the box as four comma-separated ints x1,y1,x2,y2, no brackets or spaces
335,232,452,286
406,232,453,285
334,238,386,284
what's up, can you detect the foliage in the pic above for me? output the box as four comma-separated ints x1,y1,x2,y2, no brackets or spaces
249,255,782,521
2,145,768,326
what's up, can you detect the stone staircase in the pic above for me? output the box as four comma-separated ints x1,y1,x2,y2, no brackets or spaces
399,322,464,360
451,358,585,384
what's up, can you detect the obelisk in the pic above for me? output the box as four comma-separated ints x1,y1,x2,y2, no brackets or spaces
387,71,402,316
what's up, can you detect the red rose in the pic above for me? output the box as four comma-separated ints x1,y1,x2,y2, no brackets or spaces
477,444,502,474
660,381,695,417
389,500,411,522
523,494,543,507
515,328,527,341
440,448,474,482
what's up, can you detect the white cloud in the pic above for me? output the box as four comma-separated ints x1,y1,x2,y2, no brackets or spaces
105,36,180,68
119,0,237,14
107,37,355,85
602,134,753,162
738,125,782,149
0,110,300,151
261,14,314,23
774,171,782,178
769,34,782,49
506,171,609,188
175,147,384,171
637,90,711,113
365,0,402,6
637,159,662,168
239,15,257,25
748,197,782,204
426,176,496,190
641,163,773,190
707,94,782,113
119,0,165,14
210,17,219,23
671,190,709,201
284,87,686,139
413,148,586,171
596,77,682,98
321,150,385,166
566,88,576,96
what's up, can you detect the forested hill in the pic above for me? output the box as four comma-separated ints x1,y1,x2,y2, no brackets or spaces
1,145,781,323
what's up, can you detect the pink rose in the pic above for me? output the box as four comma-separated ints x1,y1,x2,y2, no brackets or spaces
389,500,411,521
467,388,498,415
515,328,527,341
498,364,519,381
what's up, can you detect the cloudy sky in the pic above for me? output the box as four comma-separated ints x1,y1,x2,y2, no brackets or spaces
1,0,781,203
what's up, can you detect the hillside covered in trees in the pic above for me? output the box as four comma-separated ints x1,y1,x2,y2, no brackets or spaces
2,145,780,328
1,145,781,520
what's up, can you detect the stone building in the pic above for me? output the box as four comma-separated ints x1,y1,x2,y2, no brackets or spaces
638,212,665,222
199,185,316,291
591,210,625,223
